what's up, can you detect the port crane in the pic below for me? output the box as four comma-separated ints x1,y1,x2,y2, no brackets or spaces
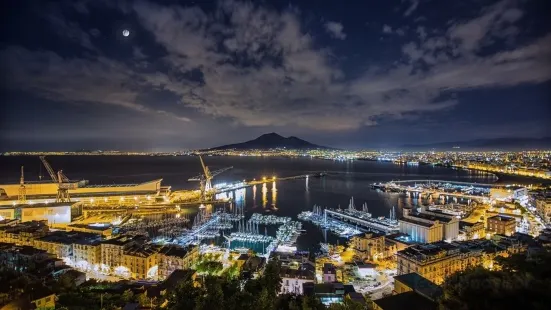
188,155,233,200
18,166,26,204
39,156,72,203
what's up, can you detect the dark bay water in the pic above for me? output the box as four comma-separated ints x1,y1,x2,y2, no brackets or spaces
0,156,511,251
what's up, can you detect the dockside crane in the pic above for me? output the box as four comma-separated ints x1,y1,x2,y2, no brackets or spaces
18,166,26,204
188,155,233,200
39,156,72,203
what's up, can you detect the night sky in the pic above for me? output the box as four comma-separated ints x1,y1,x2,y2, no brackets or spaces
1,0,550,151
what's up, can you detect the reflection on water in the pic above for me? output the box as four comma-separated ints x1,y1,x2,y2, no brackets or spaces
272,181,277,210
262,183,267,208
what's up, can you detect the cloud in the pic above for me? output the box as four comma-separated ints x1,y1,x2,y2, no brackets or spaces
0,46,191,122
447,0,524,53
382,25,393,34
1,0,550,134
325,21,347,40
404,0,419,17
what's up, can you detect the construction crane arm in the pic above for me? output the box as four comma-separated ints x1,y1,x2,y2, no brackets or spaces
58,170,70,182
39,156,58,182
198,155,210,177
210,166,233,177
187,166,232,181
188,174,205,181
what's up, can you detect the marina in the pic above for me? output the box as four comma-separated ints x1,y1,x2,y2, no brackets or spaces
298,197,400,236
248,213,291,225
298,205,363,238
325,197,400,234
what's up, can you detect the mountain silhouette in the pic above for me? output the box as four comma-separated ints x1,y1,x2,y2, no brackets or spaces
209,133,333,150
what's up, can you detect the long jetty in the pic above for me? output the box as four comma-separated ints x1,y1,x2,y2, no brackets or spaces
216,174,312,193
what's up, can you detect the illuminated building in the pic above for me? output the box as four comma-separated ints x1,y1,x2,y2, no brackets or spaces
458,221,485,240
535,197,551,224
490,187,528,202
399,208,459,243
398,218,443,244
30,286,56,310
302,282,348,306
122,244,159,280
487,215,516,236
100,235,144,271
14,203,72,226
322,263,337,283
0,220,49,246
157,244,199,280
397,238,524,284
33,231,99,259
349,232,386,261
280,263,315,295
73,239,102,267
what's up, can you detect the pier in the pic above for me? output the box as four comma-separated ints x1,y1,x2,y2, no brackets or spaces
299,198,400,236
372,180,492,202
216,174,312,193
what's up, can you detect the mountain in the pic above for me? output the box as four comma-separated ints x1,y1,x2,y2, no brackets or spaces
209,133,333,150
402,137,551,150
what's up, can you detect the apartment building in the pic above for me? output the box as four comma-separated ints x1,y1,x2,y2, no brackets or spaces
487,215,516,236
73,239,102,267
397,238,525,284
34,231,98,259
458,221,485,241
157,244,199,280
349,232,387,261
122,244,159,280
0,220,49,246
100,235,144,269
535,197,551,224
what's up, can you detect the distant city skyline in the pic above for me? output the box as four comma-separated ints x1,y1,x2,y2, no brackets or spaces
1,0,550,151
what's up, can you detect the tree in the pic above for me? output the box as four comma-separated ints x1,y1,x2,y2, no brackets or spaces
121,289,134,303
327,295,369,310
56,273,76,294
166,279,202,310
259,258,282,298
440,249,551,310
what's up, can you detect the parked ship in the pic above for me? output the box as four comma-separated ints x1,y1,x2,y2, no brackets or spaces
0,157,166,201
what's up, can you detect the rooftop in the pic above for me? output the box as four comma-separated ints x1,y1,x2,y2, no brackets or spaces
487,215,516,222
159,244,197,257
123,244,159,258
0,202,75,209
36,231,99,245
280,263,315,280
408,211,454,223
399,217,439,228
373,291,438,310
101,235,145,246
0,242,51,257
398,242,459,260
394,273,442,301
69,223,113,231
